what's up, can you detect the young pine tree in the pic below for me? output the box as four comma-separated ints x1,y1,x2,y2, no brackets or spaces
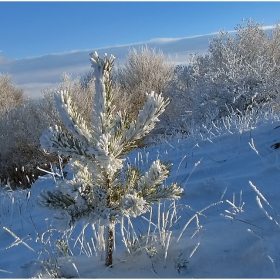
38,52,183,266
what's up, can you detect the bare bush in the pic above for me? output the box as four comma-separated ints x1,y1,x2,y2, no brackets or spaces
0,69,97,188
0,75,71,188
0,75,24,114
165,64,194,134
56,72,96,125
0,98,61,188
115,46,175,120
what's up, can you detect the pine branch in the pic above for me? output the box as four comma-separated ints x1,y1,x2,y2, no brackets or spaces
40,125,91,158
145,182,184,203
128,92,170,141
54,90,94,143
121,191,150,217
90,52,116,137
125,166,142,191
138,160,171,196
38,189,75,210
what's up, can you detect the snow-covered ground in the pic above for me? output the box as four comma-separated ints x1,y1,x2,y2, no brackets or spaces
1,117,280,278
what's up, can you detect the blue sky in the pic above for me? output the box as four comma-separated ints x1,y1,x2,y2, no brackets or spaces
1,1,280,59
0,1,280,99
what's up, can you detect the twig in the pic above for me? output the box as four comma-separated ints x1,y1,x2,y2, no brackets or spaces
3,226,35,252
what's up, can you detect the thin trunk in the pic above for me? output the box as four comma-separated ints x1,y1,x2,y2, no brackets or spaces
105,221,114,266
105,177,114,266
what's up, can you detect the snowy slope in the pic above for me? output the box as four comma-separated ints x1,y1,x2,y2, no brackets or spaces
1,119,280,278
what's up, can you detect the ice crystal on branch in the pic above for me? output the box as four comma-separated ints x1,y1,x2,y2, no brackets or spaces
38,51,183,266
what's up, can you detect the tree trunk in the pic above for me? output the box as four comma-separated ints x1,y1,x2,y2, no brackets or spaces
105,177,114,266
105,222,114,266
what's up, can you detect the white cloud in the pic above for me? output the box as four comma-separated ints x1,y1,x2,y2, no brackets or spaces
20,82,60,99
0,39,204,99
0,26,275,99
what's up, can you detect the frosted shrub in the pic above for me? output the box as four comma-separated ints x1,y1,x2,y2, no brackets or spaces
0,70,96,188
0,74,24,115
171,19,280,130
165,64,194,134
42,71,96,127
59,72,96,126
115,46,174,121
0,74,66,188
38,52,183,266
0,97,60,188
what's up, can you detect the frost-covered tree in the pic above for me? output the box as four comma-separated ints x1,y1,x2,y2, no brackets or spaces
38,52,183,266
170,19,280,130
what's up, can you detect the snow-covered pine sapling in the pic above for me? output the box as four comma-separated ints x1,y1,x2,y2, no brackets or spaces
38,52,184,267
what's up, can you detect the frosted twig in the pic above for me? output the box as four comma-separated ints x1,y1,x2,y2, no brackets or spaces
158,203,161,243
29,214,54,259
177,214,197,242
249,181,273,208
3,226,35,252
90,238,97,256
222,214,263,229
74,223,90,256
191,215,201,238
267,255,279,277
220,187,227,200
225,191,244,215
256,196,280,228
141,215,157,228
250,181,280,222
72,263,81,278
169,201,177,229
247,228,264,240
197,201,223,215
9,197,14,228
163,231,172,268
181,157,203,187
248,138,259,155
120,216,127,250
163,139,175,149
176,155,187,180
146,207,153,247
178,201,222,242
189,242,200,258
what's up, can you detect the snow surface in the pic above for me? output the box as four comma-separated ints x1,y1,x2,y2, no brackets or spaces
1,119,280,278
